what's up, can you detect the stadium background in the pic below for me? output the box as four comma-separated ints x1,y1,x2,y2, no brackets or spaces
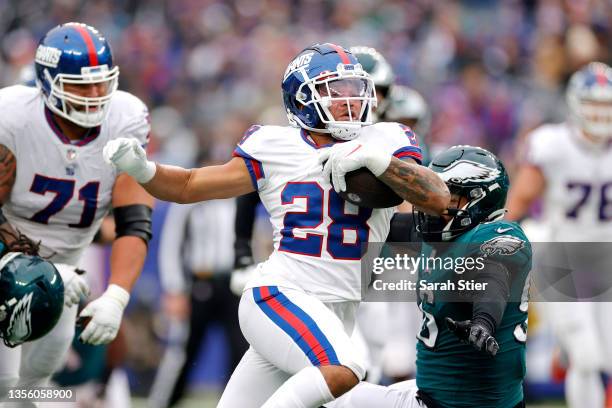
1,0,611,406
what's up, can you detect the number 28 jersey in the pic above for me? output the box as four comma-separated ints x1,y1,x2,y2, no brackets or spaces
233,122,422,302
0,85,150,265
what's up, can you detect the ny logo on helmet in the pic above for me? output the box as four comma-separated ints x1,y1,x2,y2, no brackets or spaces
283,52,314,81
35,45,62,68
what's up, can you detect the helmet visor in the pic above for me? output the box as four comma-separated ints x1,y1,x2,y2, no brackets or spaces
48,65,119,127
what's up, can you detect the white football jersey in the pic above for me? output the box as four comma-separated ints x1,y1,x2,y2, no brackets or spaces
526,122,612,241
233,122,422,301
0,85,150,265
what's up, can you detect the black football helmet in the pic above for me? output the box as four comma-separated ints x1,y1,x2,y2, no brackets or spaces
0,253,64,347
415,145,509,242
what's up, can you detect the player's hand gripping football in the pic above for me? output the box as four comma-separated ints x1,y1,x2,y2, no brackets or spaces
78,284,130,345
103,138,156,183
445,317,500,357
318,140,391,193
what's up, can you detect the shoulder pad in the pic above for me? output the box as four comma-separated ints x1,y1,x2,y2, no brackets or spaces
472,221,531,260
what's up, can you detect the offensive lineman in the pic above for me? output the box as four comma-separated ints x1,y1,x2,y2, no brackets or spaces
506,61,612,408
0,22,153,398
103,43,449,408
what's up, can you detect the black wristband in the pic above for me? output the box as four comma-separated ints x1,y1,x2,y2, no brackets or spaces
472,313,497,335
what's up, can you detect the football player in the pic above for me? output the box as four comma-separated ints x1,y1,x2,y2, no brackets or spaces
104,43,449,408
506,62,612,408
229,46,406,386
333,145,531,408
0,22,153,397
231,46,397,285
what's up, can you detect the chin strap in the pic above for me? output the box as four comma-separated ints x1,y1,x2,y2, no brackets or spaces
486,208,507,222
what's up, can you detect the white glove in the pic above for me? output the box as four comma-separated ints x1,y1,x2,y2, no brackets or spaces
63,271,90,308
79,284,130,345
54,263,90,308
103,137,156,183
318,140,391,192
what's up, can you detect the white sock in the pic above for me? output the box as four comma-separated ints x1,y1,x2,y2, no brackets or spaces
331,382,411,408
566,368,604,408
261,366,334,408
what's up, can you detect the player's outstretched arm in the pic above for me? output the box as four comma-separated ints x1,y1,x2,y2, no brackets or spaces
103,138,254,203
506,164,545,221
320,141,449,215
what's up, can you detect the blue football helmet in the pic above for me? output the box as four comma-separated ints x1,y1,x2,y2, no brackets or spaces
566,62,612,140
0,253,64,347
282,43,376,141
34,22,119,128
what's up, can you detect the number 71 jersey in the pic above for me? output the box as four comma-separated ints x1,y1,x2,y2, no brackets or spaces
0,85,150,265
233,122,422,302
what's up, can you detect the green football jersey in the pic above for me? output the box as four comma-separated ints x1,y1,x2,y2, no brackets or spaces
415,220,532,408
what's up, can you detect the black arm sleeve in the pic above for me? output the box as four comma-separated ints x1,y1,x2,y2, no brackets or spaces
234,191,260,268
387,212,420,243
470,260,512,334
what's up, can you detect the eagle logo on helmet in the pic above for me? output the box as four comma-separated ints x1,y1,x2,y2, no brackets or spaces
438,160,501,184
480,235,525,256
6,292,33,343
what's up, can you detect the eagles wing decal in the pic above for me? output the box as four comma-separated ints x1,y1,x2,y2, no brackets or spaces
7,292,33,342
438,160,500,183
480,235,525,256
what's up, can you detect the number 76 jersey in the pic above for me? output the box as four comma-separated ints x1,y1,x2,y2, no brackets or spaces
233,122,422,302
0,85,150,265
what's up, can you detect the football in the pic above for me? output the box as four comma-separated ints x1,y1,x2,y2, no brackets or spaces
338,168,403,208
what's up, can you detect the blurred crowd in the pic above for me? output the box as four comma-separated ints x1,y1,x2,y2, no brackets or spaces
1,0,611,169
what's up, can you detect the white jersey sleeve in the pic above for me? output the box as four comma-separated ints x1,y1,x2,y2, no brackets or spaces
232,124,270,191
358,122,423,164
106,90,151,148
525,124,560,175
0,85,37,154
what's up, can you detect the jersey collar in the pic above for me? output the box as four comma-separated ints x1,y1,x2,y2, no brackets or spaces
45,107,101,147
300,129,337,149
